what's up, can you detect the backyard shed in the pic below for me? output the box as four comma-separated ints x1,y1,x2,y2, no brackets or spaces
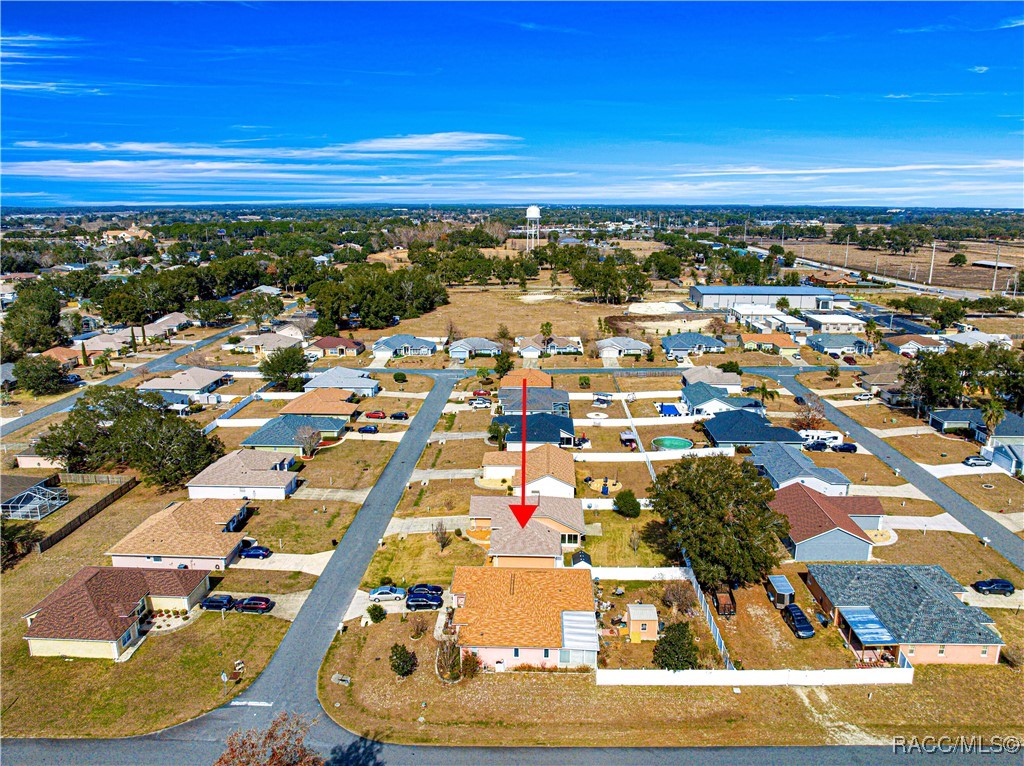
766,574,795,608
626,603,659,642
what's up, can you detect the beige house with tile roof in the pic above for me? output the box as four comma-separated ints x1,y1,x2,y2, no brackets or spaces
481,443,576,498
278,388,358,419
186,449,298,500
468,495,585,567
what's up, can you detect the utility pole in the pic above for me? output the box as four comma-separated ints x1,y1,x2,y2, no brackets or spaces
927,241,936,285
992,242,1001,292
844,235,850,269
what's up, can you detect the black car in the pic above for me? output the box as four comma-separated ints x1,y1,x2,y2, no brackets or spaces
742,385,758,393
235,596,274,613
972,579,1016,596
408,583,443,596
390,411,409,421
794,396,806,406
831,442,857,453
200,594,236,611
63,373,83,384
782,604,815,639
803,440,829,452
406,592,443,611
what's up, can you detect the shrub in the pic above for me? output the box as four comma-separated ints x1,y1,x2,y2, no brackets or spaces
393,372,407,383
614,489,641,518
379,576,394,586
653,622,700,670
716,361,741,374
367,604,387,624
462,651,481,679
579,375,591,389
227,335,242,344
389,643,418,677
454,527,462,537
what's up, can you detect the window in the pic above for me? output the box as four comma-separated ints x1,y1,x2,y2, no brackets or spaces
560,534,579,545
513,648,520,659
938,645,946,657
641,623,648,631
543,649,550,659
149,556,162,562
981,646,989,657
119,629,132,647
559,649,570,664
906,645,915,656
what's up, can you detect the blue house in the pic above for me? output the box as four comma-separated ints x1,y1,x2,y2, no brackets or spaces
770,484,881,562
241,414,348,456
303,366,380,397
808,334,872,356
703,410,803,448
680,382,764,417
491,413,575,451
372,334,437,358
497,387,570,417
661,333,726,359
747,443,851,496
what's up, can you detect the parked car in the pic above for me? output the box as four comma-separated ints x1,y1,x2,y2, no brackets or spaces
63,373,83,384
792,354,802,361
743,385,758,393
782,604,815,639
853,392,873,401
304,353,319,363
469,398,491,409
472,390,491,398
369,585,406,602
406,592,444,611
843,356,856,365
831,442,858,453
200,594,236,611
901,351,914,359
408,583,443,596
829,352,841,359
962,456,992,467
235,596,274,614
972,579,1015,596
803,440,829,452
390,411,409,421
365,410,387,419
357,424,379,434
239,545,272,559
794,396,806,406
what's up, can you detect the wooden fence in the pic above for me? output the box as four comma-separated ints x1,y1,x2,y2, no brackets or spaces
33,477,139,554
57,473,134,485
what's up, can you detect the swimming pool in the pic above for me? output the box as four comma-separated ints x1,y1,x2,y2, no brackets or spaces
651,436,694,450
657,403,682,416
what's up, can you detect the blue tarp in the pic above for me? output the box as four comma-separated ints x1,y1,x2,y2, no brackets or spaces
841,605,897,645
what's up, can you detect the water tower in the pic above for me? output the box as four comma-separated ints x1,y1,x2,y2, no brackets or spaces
525,205,541,252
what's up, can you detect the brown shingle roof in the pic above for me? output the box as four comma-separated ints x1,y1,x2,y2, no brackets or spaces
311,337,364,350
769,484,880,545
469,495,585,534
278,388,357,416
23,566,209,641
884,334,945,348
481,443,576,487
41,346,81,363
106,500,247,559
451,567,593,648
499,369,553,389
740,332,799,349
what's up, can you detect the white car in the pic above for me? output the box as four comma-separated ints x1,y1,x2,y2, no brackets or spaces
469,399,491,409
853,393,873,402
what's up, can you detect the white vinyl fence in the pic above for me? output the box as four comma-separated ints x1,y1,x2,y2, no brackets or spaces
575,447,735,463
589,567,690,581
595,666,914,687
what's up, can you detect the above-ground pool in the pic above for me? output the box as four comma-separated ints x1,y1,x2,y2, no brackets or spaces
651,436,694,450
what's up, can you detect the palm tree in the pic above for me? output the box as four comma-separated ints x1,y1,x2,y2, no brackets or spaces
488,421,512,451
754,381,778,407
95,350,112,376
980,398,1006,447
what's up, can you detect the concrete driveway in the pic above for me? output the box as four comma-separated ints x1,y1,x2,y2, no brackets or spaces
344,588,453,621
849,484,930,500
880,513,973,534
961,589,1024,610
226,590,312,621
291,486,371,503
923,463,1009,479
231,550,333,576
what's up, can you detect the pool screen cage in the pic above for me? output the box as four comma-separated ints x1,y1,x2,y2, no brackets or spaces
2,484,70,520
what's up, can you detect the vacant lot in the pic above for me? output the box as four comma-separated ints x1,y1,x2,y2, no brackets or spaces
360,533,484,589
886,434,982,465
0,387,79,419
714,349,789,367
876,497,946,516
231,397,287,419
216,377,266,397
376,373,435,394
417,439,489,471
244,498,360,554
806,450,907,486
582,507,670,567
299,438,397,490
873,530,1022,588
552,373,615,393
320,614,1024,746
206,424,257,452
395,479,501,519
796,370,861,390
842,404,923,430
616,374,682,393
942,473,1024,513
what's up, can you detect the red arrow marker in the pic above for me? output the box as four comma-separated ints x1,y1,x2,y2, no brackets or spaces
509,377,537,528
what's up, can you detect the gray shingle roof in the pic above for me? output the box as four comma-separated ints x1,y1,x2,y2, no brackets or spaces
372,334,436,352
703,410,803,446
449,337,501,353
661,333,725,351
492,413,575,444
303,366,377,390
497,387,570,414
747,443,850,488
596,337,651,353
807,564,1003,647
240,415,347,447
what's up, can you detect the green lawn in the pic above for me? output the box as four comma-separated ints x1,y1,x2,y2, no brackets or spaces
582,507,672,567
360,534,485,589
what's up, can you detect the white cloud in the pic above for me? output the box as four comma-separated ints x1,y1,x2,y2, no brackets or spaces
1,81,103,95
885,94,911,99
998,16,1024,29
968,66,990,74
341,132,520,152
670,160,1022,178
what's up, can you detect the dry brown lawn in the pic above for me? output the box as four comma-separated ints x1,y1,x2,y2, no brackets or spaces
886,434,983,465
874,530,1022,588
447,408,492,432
377,373,434,394
216,377,266,396
615,374,682,393
635,423,708,449
207,424,258,452
715,349,790,367
360,533,484,588
395,478,501,519
806,450,907,486
244,498,360,554
583,507,669,567
796,370,861,390
552,373,616,392
942,474,1024,513
971,317,1024,334
417,439,489,471
13,482,121,536
876,497,945,516
0,388,79,419
843,404,923,430
212,569,319,594
580,427,631,452
298,438,397,490
231,397,287,419
570,399,627,419
319,614,1024,746
0,411,70,445
576,461,656,498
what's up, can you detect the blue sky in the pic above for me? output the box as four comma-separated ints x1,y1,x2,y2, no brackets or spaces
2,2,1022,207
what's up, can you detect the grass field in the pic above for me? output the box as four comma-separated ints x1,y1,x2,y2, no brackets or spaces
796,370,861,390
842,404,923,430
360,534,484,589
616,374,683,393
582,507,670,567
299,438,397,489
873,530,1022,588
417,438,489,470
212,569,319,594
876,497,946,516
244,498,360,554
394,478,502,519
552,373,616,392
886,434,983,465
942,473,1024,513
806,450,907,486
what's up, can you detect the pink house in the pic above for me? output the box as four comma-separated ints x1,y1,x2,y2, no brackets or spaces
450,567,599,670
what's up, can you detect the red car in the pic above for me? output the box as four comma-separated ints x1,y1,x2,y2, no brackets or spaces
473,390,491,398
365,410,387,419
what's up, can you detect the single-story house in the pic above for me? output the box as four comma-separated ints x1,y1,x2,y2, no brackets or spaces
1,362,17,391
770,484,881,561
40,346,81,372
728,303,810,335
807,334,873,356
448,337,502,361
737,333,800,356
303,366,380,397
14,439,64,470
680,382,765,418
137,367,231,397
468,495,586,567
928,408,981,434
234,332,302,357
517,334,583,358
251,285,282,296
681,365,741,394
186,449,298,500
626,603,659,642
241,414,348,456
746,442,851,496
944,331,1012,350
372,334,437,358
803,314,866,335
491,413,576,451
270,322,308,341
278,388,358,420
596,337,651,358
481,443,576,499
22,567,211,661
882,334,947,357
806,270,859,288
497,387,570,417
661,333,726,358
1,474,69,520
689,285,835,311
982,442,1024,476
107,499,251,571
450,567,599,670
969,411,1024,447
703,410,803,449
308,336,365,358
806,564,1004,665
499,369,552,389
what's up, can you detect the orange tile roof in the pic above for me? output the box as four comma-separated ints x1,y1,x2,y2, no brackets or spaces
279,388,358,416
499,369,553,389
745,332,799,349
481,443,576,487
451,567,594,648
42,346,81,362
107,500,247,559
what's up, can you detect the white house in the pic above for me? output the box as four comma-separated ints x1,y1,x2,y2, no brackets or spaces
186,449,298,501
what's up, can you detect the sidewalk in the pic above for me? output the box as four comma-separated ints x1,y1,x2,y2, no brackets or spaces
291,486,371,503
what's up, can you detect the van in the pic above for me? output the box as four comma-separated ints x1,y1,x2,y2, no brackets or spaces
798,429,844,445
